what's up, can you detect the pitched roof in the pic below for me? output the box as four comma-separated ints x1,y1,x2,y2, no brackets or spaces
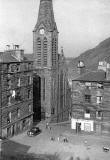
1,53,19,63
0,52,33,63
73,70,106,82
24,54,34,61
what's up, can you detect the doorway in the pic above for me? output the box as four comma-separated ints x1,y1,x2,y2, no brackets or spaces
76,122,81,133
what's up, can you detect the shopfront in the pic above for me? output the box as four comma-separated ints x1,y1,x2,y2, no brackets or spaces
71,118,94,132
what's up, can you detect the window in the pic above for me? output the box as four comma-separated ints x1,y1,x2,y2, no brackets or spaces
86,109,90,114
96,111,103,119
97,83,103,89
85,109,90,118
97,96,102,104
28,76,32,85
28,90,31,99
37,38,41,66
8,96,11,105
85,82,91,89
7,112,11,123
43,37,47,66
15,90,21,101
85,95,91,103
17,108,20,118
17,78,20,87
28,63,32,70
29,104,31,112
7,79,11,89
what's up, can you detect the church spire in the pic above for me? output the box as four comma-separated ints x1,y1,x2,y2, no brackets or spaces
34,0,58,32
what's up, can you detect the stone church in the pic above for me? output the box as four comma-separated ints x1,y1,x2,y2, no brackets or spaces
33,0,71,122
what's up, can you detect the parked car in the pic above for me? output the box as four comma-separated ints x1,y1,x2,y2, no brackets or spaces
27,127,41,137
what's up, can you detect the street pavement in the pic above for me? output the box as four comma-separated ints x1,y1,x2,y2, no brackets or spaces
7,121,110,160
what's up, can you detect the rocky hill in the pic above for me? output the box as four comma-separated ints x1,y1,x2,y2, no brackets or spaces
67,37,110,80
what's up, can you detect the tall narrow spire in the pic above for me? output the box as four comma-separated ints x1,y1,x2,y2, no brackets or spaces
34,0,58,32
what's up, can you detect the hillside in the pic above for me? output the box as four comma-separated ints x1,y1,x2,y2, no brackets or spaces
67,37,110,80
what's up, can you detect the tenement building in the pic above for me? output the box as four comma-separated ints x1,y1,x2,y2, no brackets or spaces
0,46,33,137
71,60,110,135
33,0,71,122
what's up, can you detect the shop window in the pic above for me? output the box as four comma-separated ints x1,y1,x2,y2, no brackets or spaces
97,96,102,104
85,95,91,103
7,112,11,123
17,108,20,118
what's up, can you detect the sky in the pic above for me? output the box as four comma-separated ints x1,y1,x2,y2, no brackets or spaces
0,0,110,57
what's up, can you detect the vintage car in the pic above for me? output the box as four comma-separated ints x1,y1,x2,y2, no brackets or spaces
27,127,41,137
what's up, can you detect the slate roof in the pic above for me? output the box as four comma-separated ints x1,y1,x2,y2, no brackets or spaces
34,0,58,32
73,70,106,82
0,52,33,63
24,54,34,61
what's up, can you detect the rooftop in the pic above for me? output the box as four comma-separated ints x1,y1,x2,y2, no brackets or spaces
72,70,106,82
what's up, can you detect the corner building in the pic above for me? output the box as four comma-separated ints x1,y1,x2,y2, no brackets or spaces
33,0,71,121
0,49,33,138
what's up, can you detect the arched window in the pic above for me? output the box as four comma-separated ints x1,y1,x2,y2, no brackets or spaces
52,38,57,66
43,37,48,66
37,38,41,66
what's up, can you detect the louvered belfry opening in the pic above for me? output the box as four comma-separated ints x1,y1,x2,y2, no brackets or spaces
43,37,48,66
37,38,41,66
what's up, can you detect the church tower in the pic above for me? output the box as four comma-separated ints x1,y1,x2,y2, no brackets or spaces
33,0,59,119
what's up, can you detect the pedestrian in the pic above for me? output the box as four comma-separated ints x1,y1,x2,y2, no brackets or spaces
57,137,60,142
50,137,55,141
46,123,48,129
